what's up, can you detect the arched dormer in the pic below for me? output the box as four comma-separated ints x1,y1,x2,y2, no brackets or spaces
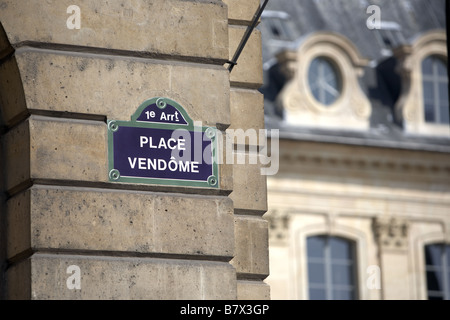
275,32,371,130
394,30,448,137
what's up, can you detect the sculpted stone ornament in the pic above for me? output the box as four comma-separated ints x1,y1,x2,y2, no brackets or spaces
266,210,290,244
373,217,409,251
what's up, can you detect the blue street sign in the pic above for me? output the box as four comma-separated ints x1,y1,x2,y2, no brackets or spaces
107,97,219,188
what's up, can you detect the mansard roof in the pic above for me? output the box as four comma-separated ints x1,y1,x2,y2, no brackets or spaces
259,0,449,152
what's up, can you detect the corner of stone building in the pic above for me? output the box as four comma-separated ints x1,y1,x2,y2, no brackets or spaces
0,20,13,300
0,132,6,300
224,0,271,300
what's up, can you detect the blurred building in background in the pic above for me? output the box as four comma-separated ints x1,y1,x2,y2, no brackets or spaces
260,0,449,299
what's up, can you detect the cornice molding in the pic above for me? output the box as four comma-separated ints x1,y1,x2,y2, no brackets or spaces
278,151,450,177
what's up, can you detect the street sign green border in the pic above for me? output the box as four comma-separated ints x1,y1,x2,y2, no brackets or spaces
107,97,219,189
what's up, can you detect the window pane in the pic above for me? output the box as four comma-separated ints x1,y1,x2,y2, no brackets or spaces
439,82,449,102
422,81,434,102
448,272,450,296
330,237,353,260
422,57,433,75
308,262,325,284
307,236,326,259
426,270,443,292
446,246,450,266
439,83,449,100
424,103,435,122
309,59,319,78
311,87,320,99
331,264,353,285
322,61,334,78
436,59,447,76
332,289,354,300
325,92,335,105
309,67,318,87
425,245,443,266
424,244,450,300
439,103,449,124
309,288,326,300
327,76,338,90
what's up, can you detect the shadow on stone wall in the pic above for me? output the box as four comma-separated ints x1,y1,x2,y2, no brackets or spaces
0,20,15,299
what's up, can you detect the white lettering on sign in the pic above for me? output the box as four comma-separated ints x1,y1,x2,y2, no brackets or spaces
145,111,156,119
127,134,201,175
144,110,180,122
139,136,186,150
127,157,200,173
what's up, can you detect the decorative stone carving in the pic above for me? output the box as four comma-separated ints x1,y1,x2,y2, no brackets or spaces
373,217,409,251
265,210,290,245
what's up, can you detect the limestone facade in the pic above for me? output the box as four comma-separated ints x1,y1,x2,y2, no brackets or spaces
265,139,450,299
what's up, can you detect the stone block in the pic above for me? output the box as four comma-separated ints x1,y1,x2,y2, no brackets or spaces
0,0,229,61
228,26,263,88
223,0,261,25
3,117,106,192
7,187,234,260
32,118,107,184
231,216,269,277
229,88,265,147
6,50,230,128
237,280,270,300
7,253,237,299
229,152,267,214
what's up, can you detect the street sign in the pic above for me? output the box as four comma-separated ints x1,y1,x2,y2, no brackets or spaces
107,97,219,188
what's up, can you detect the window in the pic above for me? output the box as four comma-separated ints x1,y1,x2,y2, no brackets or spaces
308,57,342,106
307,235,358,300
422,56,449,124
425,243,450,300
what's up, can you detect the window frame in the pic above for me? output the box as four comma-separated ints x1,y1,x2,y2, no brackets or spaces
424,243,450,300
306,235,359,300
421,55,449,125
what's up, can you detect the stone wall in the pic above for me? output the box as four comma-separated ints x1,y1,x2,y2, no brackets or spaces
0,0,268,300
224,0,270,300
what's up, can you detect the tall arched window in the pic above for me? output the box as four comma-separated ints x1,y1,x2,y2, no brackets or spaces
306,235,358,300
425,243,450,300
422,56,449,124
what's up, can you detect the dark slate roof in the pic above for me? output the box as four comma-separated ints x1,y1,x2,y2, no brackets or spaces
258,0,450,153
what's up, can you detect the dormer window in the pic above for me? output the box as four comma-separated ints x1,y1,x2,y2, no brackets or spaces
393,30,448,136
275,32,371,130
